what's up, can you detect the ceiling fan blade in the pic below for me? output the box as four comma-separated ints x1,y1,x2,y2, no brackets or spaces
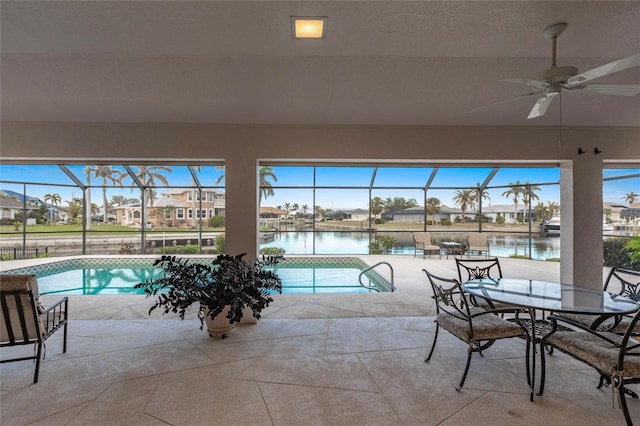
501,77,548,90
567,83,640,96
566,53,640,85
527,92,559,119
468,92,538,113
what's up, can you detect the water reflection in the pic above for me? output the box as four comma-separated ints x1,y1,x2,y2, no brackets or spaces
260,231,562,260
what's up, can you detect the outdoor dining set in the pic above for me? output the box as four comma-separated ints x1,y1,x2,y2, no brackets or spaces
424,259,640,425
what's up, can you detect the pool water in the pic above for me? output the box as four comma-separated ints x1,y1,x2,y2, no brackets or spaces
7,257,391,295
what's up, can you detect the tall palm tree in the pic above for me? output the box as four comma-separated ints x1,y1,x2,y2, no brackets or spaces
426,197,441,224
452,190,476,223
623,192,639,205
134,166,173,208
502,181,524,223
258,166,277,206
94,166,124,223
43,193,61,223
472,182,491,206
521,181,541,222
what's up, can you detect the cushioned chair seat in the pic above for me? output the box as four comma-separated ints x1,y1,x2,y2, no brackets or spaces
437,307,524,341
546,331,640,377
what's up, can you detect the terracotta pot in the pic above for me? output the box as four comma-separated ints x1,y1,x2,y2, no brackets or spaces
201,305,235,338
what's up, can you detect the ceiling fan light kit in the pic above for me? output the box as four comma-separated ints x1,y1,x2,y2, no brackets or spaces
470,22,640,119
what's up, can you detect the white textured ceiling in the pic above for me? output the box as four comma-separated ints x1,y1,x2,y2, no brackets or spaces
1,1,639,127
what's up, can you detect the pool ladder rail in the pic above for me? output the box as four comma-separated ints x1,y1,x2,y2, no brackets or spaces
358,261,395,292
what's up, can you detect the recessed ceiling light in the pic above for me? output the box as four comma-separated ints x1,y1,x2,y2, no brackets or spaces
291,17,327,39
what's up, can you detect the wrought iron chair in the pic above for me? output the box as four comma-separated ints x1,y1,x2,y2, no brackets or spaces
465,233,490,258
412,232,440,259
540,308,640,426
556,268,640,333
455,257,513,311
423,269,525,390
1,274,68,383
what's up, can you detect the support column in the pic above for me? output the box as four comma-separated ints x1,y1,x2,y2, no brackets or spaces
560,158,603,289
224,154,259,259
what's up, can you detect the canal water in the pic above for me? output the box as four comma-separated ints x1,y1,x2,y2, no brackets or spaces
261,231,561,260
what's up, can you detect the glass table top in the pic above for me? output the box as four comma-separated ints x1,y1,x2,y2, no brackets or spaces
462,278,639,315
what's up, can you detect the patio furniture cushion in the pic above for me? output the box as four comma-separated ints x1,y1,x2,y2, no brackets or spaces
546,330,640,377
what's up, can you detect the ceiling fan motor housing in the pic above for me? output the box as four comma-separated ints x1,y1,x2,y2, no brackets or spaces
534,66,578,85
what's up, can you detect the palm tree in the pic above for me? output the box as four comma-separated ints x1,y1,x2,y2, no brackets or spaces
283,202,291,212
43,193,61,223
452,190,476,223
301,204,309,216
426,197,441,224
472,182,491,206
94,166,124,223
66,198,83,222
370,196,384,218
258,166,277,206
534,202,547,222
546,201,559,219
521,181,541,223
623,192,639,205
502,181,524,223
133,166,173,208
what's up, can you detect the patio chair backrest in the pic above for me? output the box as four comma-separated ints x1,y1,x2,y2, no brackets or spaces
455,257,502,282
413,232,433,245
424,270,472,327
603,267,640,301
0,275,43,343
467,233,487,247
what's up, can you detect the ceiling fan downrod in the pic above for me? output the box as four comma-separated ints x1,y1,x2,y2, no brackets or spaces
543,22,568,68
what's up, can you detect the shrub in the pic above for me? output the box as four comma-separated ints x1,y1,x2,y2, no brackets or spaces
215,234,225,254
157,244,200,254
495,215,505,224
260,246,285,255
369,236,397,254
603,237,640,269
509,254,529,259
208,215,225,228
440,219,452,226
119,242,138,254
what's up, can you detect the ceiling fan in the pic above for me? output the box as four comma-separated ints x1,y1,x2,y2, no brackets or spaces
470,22,640,119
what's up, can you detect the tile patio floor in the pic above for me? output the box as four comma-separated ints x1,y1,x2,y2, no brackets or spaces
1,255,638,425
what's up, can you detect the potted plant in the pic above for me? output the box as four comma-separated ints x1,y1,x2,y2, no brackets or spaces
135,253,283,338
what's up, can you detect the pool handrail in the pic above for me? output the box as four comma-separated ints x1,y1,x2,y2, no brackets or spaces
359,261,395,292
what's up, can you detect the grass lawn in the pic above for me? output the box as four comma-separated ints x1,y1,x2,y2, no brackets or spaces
0,223,224,237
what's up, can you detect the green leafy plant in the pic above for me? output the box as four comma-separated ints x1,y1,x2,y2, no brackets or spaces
260,246,285,255
215,234,225,254
603,238,640,269
135,253,284,328
369,236,397,254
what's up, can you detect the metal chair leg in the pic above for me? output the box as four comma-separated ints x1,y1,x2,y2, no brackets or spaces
425,322,439,362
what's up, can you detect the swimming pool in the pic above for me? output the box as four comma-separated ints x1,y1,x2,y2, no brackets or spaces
1,256,393,295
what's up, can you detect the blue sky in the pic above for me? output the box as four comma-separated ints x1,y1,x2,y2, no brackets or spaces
1,164,638,210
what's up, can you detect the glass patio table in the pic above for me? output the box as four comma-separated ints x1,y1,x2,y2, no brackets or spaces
461,278,640,401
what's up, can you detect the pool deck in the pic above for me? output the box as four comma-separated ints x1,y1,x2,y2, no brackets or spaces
1,255,638,425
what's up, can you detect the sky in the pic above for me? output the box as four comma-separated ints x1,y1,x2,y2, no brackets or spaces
1,164,638,211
